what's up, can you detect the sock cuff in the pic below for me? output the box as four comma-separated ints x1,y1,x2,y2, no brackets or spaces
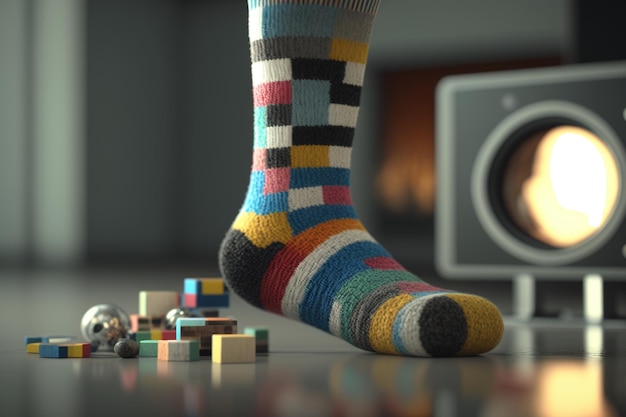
248,0,381,15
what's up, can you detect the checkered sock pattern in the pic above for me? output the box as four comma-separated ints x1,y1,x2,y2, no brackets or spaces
219,0,504,357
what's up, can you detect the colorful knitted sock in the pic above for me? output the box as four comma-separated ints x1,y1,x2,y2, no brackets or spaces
219,0,504,357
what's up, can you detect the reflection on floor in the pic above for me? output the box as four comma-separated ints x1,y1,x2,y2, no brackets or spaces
1,269,625,417
4,324,624,417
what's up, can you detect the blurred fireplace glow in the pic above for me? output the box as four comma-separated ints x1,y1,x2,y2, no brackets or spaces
376,57,562,220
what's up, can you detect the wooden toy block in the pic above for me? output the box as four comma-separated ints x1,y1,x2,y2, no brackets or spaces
176,317,237,355
193,308,219,318
130,314,166,332
244,327,269,354
161,329,176,340
46,336,76,344
183,278,230,308
64,343,92,358
27,341,89,357
139,340,159,357
183,292,230,309
157,340,199,362
39,344,68,358
134,330,152,343
134,329,177,342
212,335,255,364
184,278,225,295
139,291,180,316
25,336,49,346
26,343,42,353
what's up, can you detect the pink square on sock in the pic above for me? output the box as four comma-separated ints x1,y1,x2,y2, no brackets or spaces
264,168,290,195
322,185,352,205
397,282,442,293
254,81,292,107
364,256,405,271
252,149,266,171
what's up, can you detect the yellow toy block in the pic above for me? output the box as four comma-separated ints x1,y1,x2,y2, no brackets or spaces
26,343,42,353
65,343,91,358
212,334,255,364
201,278,225,295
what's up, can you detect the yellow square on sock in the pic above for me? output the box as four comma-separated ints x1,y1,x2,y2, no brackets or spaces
291,145,330,168
330,39,369,64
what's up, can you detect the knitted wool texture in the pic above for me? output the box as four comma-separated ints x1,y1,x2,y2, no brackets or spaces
219,0,504,357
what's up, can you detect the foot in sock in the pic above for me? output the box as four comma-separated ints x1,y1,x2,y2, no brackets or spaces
219,0,504,357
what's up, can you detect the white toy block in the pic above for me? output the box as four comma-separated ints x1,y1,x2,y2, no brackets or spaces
139,291,180,316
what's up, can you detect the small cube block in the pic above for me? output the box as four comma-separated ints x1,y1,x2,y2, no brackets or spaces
212,335,255,364
139,340,159,357
39,344,68,358
244,327,269,354
176,317,237,355
161,329,176,340
158,340,199,362
130,314,166,332
134,330,152,343
184,278,225,295
193,308,219,318
47,336,76,344
24,336,49,346
183,292,230,309
64,343,92,358
26,343,42,354
139,291,180,316
183,278,229,308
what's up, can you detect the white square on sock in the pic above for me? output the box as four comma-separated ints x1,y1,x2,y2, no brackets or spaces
252,59,292,87
248,8,263,42
289,187,324,211
328,103,359,128
266,126,292,148
328,146,351,168
343,62,366,86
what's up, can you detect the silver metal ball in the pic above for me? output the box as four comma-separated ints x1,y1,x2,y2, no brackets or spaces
80,304,131,351
164,307,199,330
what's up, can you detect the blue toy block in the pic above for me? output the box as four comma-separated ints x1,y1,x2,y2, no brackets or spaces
24,336,49,346
39,344,68,358
176,317,208,340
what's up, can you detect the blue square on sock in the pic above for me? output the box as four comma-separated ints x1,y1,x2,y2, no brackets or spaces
262,5,338,38
292,80,330,126
254,106,267,149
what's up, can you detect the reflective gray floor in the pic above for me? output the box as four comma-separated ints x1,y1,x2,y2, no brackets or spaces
2,268,625,417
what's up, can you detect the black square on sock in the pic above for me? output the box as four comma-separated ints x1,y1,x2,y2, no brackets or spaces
266,147,291,168
292,58,344,82
331,83,362,107
292,126,354,147
267,104,291,126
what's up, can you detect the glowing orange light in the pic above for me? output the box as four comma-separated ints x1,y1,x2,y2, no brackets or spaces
504,126,620,248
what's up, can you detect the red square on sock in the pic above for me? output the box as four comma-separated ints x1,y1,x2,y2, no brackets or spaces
264,168,290,195
323,185,352,205
254,81,292,107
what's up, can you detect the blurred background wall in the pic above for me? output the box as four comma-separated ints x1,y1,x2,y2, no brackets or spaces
0,0,573,269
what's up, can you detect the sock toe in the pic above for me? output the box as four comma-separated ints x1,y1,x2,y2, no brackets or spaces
445,294,504,356
390,294,503,357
